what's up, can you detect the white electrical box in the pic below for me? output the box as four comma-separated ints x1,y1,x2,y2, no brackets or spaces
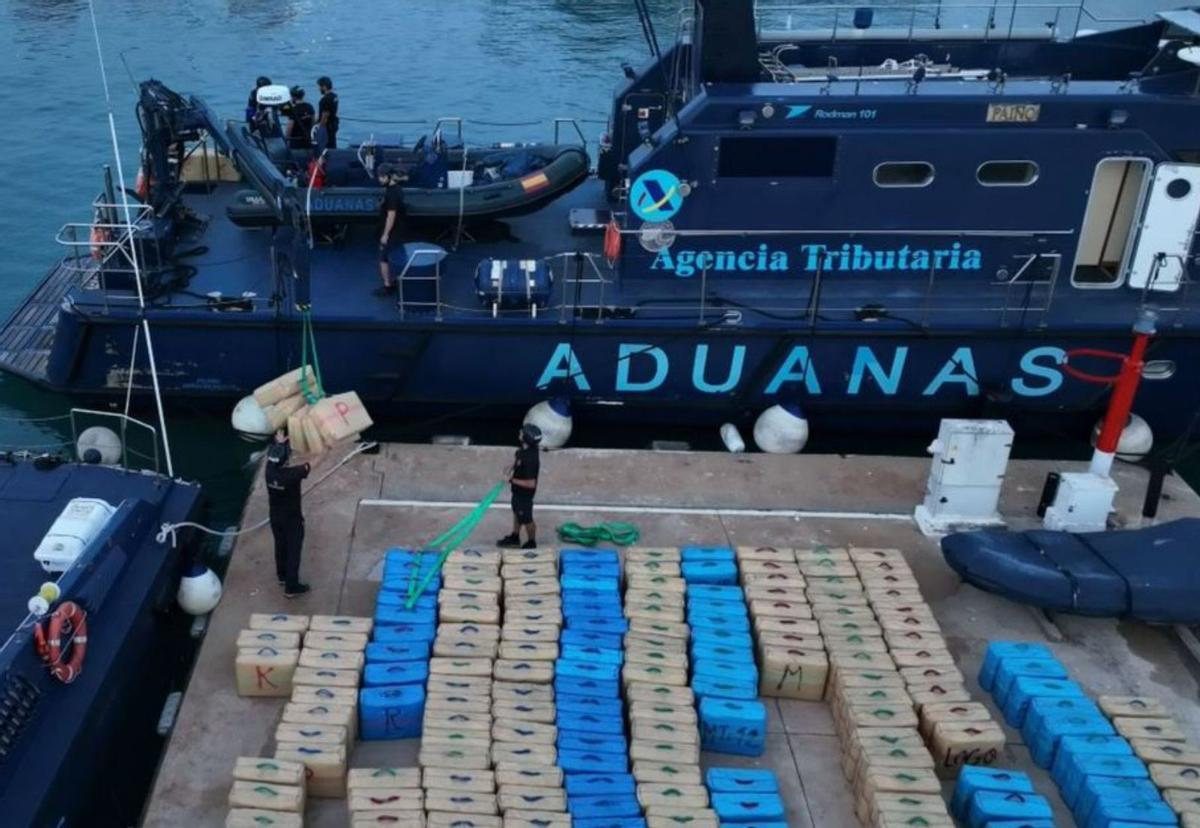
1043,472,1117,532
914,419,1013,536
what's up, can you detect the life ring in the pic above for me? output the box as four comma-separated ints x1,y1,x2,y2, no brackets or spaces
603,218,622,265
33,601,88,684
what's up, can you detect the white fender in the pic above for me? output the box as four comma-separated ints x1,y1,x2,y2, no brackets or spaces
1091,412,1153,463
524,397,572,450
76,426,122,465
178,562,223,615
231,395,273,441
753,403,809,454
720,423,746,453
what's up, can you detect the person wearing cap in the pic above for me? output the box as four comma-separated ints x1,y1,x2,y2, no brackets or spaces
285,86,315,150
375,163,406,296
498,424,542,549
265,429,312,597
246,75,272,123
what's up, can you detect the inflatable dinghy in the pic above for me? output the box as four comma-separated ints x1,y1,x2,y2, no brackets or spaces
226,131,589,227
942,518,1200,624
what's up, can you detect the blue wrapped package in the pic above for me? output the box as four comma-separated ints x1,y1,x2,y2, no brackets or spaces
950,767,1033,819
691,643,754,665
687,585,745,604
694,659,759,685
375,604,437,628
693,673,758,701
375,590,438,609
1025,710,1115,768
561,547,619,564
561,629,624,650
363,660,429,687
699,698,767,757
706,768,779,794
1075,776,1172,828
372,622,436,643
691,628,755,650
562,574,620,592
559,749,629,774
360,684,424,740
688,611,751,634
574,818,647,828
1060,753,1148,810
1050,735,1133,789
569,616,629,634
967,790,1052,827
568,795,643,819
565,773,637,797
557,709,625,735
1002,677,1085,727
681,546,735,562
557,659,620,682
711,793,785,822
564,601,625,620
365,640,431,663
561,644,623,666
993,657,1069,707
558,731,628,755
563,559,622,578
556,675,620,698
681,559,738,585
556,693,624,716
979,641,1055,691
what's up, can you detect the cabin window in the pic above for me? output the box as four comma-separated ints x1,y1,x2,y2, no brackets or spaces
978,160,1038,186
1072,157,1153,288
873,162,934,188
717,136,837,178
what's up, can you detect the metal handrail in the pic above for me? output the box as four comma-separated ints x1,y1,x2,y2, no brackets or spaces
69,408,160,474
395,248,444,321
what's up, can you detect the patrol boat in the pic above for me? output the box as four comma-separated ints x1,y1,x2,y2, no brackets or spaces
4,0,1200,445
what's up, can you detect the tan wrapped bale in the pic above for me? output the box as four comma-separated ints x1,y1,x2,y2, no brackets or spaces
250,613,310,633
348,766,422,791
236,629,302,650
304,630,368,651
632,761,703,785
287,410,309,454
233,756,306,787
421,767,496,792
1098,695,1169,719
494,766,562,789
424,789,499,815
226,809,303,827
253,367,316,408
310,391,374,443
502,812,571,828
351,813,425,828
291,684,357,708
1113,716,1188,742
228,780,305,813
758,644,828,701
348,789,424,811
235,647,299,697
275,741,347,798
1150,763,1200,792
274,722,348,747
929,721,1006,779
302,412,327,455
497,786,567,812
1131,739,1200,766
298,648,365,672
427,815,500,828
292,666,360,688
644,807,718,828
266,394,307,431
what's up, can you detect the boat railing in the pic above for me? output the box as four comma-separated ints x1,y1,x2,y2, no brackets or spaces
676,1,1148,43
427,115,592,152
68,408,161,474
396,248,445,321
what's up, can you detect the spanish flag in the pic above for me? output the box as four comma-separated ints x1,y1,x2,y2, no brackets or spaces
520,172,550,193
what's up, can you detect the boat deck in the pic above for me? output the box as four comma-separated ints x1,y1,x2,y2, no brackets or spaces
142,442,1200,828
0,260,81,383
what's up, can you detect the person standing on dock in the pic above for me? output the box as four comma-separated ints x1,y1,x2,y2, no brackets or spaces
266,430,311,597
498,424,542,549
317,76,339,149
375,164,406,296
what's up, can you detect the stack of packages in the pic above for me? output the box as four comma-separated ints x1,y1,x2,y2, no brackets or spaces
552,547,633,825
360,549,440,743
740,546,828,704
252,367,374,457
982,641,1183,827
1098,695,1200,826
347,768,424,828
419,548,504,826
704,767,787,827
684,546,767,760
493,547,567,827
277,615,371,800
235,614,306,698
854,549,1004,781
621,547,705,828
950,767,1053,828
227,755,306,827
802,547,951,828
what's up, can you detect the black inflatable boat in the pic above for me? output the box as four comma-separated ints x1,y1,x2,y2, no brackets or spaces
225,132,589,227
942,518,1200,624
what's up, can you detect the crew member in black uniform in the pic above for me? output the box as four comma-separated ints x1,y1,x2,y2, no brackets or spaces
376,163,406,296
285,86,315,150
266,430,311,597
317,76,339,149
246,75,271,123
498,424,542,549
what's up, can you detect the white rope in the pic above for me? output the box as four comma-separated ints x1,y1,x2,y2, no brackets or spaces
155,440,378,546
86,0,175,478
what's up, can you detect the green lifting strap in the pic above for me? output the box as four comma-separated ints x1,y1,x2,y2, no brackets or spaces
298,310,326,404
404,481,506,608
556,521,641,547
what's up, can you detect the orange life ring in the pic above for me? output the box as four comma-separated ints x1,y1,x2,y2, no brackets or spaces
603,218,622,265
33,601,88,684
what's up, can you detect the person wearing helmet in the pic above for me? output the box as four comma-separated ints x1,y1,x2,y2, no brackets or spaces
375,163,406,296
265,430,312,597
246,75,272,124
285,86,315,150
498,424,542,549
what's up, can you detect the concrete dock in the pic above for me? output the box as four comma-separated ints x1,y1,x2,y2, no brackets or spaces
142,443,1200,827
